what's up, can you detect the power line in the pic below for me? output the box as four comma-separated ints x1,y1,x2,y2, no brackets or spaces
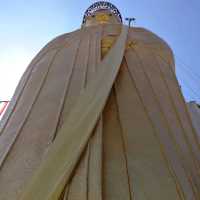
177,73,200,100
175,55,200,80
176,61,200,84
155,53,200,103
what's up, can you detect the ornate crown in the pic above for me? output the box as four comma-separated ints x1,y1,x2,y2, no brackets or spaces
83,1,123,24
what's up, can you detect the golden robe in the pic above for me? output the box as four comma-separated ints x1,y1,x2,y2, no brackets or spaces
0,24,200,200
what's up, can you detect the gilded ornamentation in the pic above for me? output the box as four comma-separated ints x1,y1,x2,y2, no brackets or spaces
96,14,110,24
101,36,116,58
82,1,122,24
101,37,137,58
126,41,137,50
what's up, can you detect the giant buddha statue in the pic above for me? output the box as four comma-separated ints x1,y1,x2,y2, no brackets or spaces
0,1,199,199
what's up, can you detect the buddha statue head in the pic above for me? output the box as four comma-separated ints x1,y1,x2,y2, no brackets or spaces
82,1,123,27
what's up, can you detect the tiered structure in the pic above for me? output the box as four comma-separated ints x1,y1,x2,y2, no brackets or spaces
0,2,200,199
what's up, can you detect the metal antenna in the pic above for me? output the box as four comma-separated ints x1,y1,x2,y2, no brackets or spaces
125,17,136,27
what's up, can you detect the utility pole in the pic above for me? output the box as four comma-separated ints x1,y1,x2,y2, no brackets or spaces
125,17,136,27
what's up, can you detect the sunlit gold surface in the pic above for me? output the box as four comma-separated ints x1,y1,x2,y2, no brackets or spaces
101,36,116,58
96,14,110,24
83,11,121,27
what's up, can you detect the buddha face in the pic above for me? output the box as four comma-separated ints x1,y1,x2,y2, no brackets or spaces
83,10,122,27
82,2,122,27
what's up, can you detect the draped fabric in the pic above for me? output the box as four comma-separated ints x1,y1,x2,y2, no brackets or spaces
187,102,200,142
0,24,200,200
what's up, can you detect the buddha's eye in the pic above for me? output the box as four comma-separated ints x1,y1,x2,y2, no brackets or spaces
92,15,95,18
109,13,112,16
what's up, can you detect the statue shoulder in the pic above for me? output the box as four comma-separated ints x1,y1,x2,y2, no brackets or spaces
41,29,81,52
128,27,175,70
128,27,173,53
27,29,82,69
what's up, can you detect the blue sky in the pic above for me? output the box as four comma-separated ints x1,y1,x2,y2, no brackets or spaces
0,0,200,103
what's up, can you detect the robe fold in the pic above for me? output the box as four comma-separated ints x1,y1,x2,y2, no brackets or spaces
0,24,199,200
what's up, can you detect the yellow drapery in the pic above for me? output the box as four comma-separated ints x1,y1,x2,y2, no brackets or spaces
20,25,128,200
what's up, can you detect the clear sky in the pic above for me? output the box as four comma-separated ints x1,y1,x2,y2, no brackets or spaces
0,0,199,103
